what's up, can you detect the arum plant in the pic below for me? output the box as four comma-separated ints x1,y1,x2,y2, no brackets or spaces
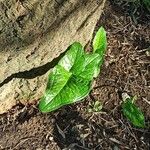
39,27,107,113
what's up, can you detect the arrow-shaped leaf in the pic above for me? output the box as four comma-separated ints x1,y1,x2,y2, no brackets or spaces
39,43,102,113
39,65,91,112
39,27,107,113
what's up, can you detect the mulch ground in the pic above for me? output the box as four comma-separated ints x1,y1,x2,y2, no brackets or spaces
0,1,150,149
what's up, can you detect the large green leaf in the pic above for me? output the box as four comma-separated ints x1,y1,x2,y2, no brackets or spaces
79,53,101,80
39,42,103,113
58,42,85,74
39,27,107,113
39,65,91,112
122,98,145,128
59,42,101,80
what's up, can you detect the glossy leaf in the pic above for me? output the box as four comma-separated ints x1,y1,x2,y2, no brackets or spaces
39,42,103,113
58,42,84,74
78,53,101,80
58,42,101,80
39,27,107,113
39,65,91,112
122,98,145,128
93,27,107,55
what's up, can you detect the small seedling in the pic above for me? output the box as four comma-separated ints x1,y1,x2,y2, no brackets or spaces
38,27,107,113
122,93,145,128
87,101,103,113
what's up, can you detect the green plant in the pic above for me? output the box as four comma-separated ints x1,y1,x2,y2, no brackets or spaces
87,101,103,113
39,27,107,113
122,94,145,128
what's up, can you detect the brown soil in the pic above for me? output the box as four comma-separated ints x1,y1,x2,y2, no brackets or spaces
0,1,150,150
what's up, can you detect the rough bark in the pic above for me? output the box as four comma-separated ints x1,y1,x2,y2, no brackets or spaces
0,0,106,114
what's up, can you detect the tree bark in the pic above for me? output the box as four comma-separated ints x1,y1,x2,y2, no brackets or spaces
0,0,106,114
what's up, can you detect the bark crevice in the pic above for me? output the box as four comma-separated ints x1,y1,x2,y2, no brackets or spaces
0,50,66,87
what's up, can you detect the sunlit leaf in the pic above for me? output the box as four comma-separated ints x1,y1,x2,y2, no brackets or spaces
93,27,107,55
39,27,107,113
39,65,91,112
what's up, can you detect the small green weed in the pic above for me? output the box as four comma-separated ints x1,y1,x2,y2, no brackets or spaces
122,93,145,128
87,101,103,113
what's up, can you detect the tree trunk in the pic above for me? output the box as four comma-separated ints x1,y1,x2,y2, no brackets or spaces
0,0,106,114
